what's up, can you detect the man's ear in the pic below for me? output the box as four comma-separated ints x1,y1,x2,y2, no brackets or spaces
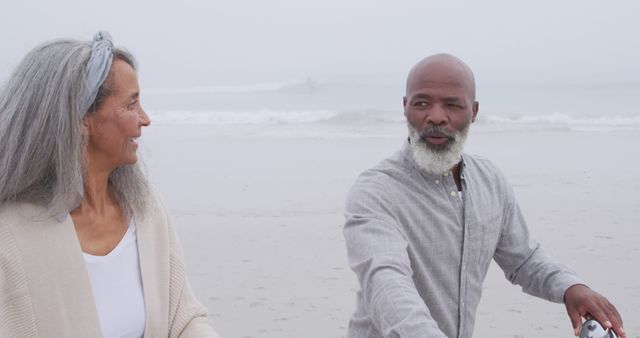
471,101,479,122
403,96,408,116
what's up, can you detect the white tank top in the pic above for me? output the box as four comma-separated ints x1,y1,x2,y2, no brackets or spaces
83,225,145,338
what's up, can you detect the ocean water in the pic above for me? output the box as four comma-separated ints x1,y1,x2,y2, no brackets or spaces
142,80,640,133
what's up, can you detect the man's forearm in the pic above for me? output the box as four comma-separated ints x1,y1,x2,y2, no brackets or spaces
508,246,586,303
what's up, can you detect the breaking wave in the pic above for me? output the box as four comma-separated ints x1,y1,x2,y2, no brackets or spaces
151,109,640,131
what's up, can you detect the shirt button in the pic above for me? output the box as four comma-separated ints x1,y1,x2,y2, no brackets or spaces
435,180,440,184
443,172,449,177
450,191,457,197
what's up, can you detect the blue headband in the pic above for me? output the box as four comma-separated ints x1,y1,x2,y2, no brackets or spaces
80,31,113,116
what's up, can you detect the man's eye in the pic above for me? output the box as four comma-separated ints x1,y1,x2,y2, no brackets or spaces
415,101,430,107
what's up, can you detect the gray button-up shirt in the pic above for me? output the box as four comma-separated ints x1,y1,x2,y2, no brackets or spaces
344,141,584,338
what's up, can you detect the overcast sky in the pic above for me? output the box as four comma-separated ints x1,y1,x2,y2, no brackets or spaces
1,0,638,88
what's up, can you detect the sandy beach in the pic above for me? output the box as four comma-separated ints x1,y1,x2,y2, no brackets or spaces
141,122,639,338
1,1,638,336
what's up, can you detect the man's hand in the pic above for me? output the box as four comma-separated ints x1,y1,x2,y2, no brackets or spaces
564,284,625,337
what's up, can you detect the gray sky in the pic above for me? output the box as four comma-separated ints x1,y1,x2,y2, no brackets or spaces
1,0,638,88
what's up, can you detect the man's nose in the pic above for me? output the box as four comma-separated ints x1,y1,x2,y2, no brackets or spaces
424,104,447,126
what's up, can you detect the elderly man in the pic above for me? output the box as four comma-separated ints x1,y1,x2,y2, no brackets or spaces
343,54,624,338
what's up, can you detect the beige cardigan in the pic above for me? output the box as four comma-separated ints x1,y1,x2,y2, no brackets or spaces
0,191,220,338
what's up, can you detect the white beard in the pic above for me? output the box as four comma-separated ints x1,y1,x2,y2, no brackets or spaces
408,123,469,175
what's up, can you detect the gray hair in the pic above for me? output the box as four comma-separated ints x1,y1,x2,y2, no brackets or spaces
0,38,148,220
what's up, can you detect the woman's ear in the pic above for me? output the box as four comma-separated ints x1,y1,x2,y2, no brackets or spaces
81,116,91,137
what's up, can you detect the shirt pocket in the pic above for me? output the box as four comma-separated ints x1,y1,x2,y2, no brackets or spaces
469,213,502,272
477,213,502,267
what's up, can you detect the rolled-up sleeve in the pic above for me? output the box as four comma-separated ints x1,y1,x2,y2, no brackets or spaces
493,183,586,303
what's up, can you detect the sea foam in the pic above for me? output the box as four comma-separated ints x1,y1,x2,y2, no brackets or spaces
150,109,640,132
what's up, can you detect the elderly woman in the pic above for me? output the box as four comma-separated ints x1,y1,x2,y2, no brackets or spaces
0,32,220,337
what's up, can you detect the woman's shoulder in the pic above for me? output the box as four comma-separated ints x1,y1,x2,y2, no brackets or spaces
135,185,178,240
0,206,38,336
139,185,169,220
0,202,43,287
0,201,51,230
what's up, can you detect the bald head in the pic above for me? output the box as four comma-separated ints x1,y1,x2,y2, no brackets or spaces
405,53,476,100
403,53,480,136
